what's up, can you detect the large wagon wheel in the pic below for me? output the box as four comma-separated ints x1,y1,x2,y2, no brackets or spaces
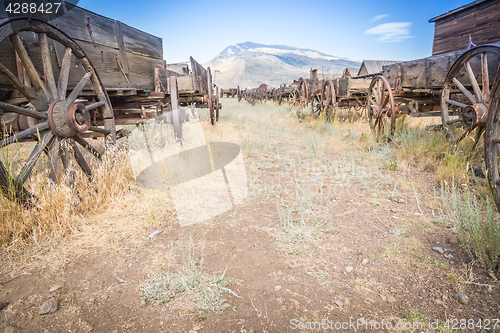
311,90,324,119
441,45,500,148
367,75,395,141
298,78,309,109
323,80,337,121
289,88,300,108
0,18,115,203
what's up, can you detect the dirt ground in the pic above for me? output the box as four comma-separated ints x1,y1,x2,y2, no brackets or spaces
0,98,499,332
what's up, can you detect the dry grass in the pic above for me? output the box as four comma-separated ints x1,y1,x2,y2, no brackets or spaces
0,144,134,247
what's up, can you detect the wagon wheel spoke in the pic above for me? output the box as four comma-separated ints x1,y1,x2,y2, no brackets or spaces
0,101,47,120
70,139,92,178
16,131,54,184
0,122,50,149
10,34,50,105
482,53,490,101
66,72,93,104
0,61,46,111
39,33,58,101
73,134,102,159
465,61,483,102
46,137,61,182
57,48,73,100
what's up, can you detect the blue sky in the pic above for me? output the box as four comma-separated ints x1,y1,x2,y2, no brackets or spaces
78,0,472,65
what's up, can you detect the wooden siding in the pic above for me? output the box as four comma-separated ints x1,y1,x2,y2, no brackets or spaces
432,1,500,55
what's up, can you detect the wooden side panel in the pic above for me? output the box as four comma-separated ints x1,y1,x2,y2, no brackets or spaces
432,2,500,55
177,75,194,92
52,5,119,49
120,23,163,59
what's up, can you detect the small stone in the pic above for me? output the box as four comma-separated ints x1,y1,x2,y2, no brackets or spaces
432,247,444,254
189,331,197,333
435,299,444,305
333,300,343,308
380,295,386,301
361,259,369,265
453,293,469,304
0,302,9,311
4,326,17,333
140,299,147,308
192,326,200,331
395,294,402,299
387,295,396,303
275,285,282,291
345,266,354,273
160,321,164,327
390,195,402,203
39,298,58,315
101,293,109,300
448,235,458,244
419,291,429,298
49,285,62,293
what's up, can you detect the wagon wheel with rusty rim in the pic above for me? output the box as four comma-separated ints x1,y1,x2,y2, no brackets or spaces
323,79,337,122
289,88,300,108
0,17,115,204
441,45,500,150
298,77,309,109
311,90,324,119
367,75,395,141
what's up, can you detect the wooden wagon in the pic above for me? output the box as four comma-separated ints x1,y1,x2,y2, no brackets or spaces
0,1,220,203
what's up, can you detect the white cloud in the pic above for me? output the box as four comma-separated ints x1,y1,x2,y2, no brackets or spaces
371,14,388,22
364,22,414,42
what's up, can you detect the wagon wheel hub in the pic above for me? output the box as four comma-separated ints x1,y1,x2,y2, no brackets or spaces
463,102,489,127
48,100,91,138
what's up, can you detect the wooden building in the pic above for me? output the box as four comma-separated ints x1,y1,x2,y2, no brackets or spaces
429,0,500,55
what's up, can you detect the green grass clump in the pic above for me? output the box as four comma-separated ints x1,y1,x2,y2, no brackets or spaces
140,237,240,314
441,183,500,270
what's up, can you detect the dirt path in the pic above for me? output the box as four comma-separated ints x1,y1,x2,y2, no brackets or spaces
0,98,498,332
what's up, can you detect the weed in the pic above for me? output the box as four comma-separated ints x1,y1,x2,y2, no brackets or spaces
140,237,240,313
441,183,500,270
403,309,428,323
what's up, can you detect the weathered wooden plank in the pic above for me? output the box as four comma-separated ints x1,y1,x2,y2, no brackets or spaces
176,75,195,92
432,2,500,55
114,21,129,75
120,23,162,59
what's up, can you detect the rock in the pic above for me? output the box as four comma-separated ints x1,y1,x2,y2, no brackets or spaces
49,285,62,293
390,195,404,203
333,300,343,308
453,293,469,304
448,235,458,244
387,295,396,303
4,326,17,333
189,331,198,333
139,299,147,308
39,298,58,315
435,299,444,305
101,293,109,300
380,295,386,301
0,302,8,311
361,259,369,265
345,266,354,273
432,247,444,254
275,285,282,291
419,291,429,298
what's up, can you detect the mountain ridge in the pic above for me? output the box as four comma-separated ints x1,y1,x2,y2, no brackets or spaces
204,42,361,89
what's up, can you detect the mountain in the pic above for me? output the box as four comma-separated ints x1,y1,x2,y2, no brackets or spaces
203,42,361,89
